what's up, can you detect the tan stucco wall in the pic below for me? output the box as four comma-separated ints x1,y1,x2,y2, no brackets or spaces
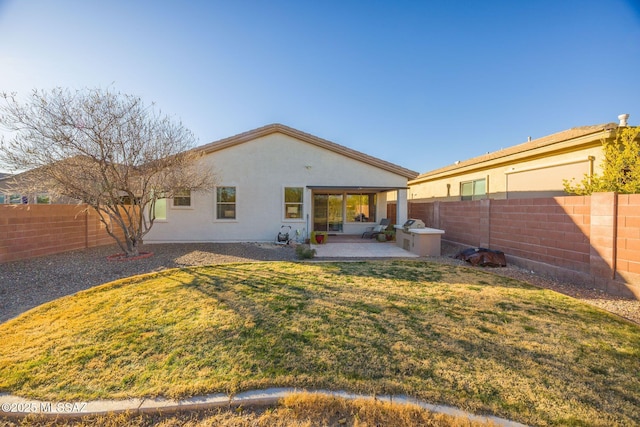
145,133,409,242
407,144,604,201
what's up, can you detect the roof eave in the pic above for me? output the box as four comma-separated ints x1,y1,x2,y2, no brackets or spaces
410,124,617,184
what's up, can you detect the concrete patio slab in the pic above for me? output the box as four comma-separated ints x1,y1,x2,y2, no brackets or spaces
311,241,419,258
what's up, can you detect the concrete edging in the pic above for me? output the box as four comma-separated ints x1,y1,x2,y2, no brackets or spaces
0,388,528,426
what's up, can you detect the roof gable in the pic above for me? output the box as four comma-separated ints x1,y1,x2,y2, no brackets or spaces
196,124,418,179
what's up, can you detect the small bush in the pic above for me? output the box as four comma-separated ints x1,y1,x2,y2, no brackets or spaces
296,245,316,259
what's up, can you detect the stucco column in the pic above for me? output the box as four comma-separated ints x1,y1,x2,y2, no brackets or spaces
396,189,408,225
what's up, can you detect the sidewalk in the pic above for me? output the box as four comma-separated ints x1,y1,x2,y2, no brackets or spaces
0,388,528,427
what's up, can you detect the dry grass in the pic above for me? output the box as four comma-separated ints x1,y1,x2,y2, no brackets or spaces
1,261,639,426
0,393,493,426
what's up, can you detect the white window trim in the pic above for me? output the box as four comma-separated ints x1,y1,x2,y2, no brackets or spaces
171,189,194,210
460,178,486,201
214,185,238,222
283,185,305,222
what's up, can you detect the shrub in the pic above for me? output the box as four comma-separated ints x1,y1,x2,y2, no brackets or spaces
296,245,316,259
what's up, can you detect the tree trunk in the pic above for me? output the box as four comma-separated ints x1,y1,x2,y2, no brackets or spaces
125,247,140,257
125,236,140,257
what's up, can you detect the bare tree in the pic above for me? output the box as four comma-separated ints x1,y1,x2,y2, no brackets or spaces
0,87,215,257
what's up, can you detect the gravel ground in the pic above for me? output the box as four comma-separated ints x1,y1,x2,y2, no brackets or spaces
0,243,298,324
1,242,638,325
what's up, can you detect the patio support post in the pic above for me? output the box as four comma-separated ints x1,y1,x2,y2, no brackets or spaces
396,189,408,225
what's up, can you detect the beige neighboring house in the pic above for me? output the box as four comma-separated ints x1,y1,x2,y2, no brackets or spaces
0,173,43,205
409,115,633,201
145,124,418,243
0,174,15,204
0,171,69,205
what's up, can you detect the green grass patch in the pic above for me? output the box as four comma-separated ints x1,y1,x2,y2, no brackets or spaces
0,261,639,426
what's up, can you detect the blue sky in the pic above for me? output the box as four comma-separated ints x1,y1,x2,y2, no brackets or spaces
1,0,639,174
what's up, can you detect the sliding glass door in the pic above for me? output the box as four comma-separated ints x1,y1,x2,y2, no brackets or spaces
313,194,343,232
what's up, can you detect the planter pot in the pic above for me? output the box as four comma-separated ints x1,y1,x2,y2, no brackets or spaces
311,231,327,244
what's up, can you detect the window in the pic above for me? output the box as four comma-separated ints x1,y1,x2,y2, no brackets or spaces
313,193,344,232
153,197,167,220
9,194,23,204
216,187,236,219
346,194,376,222
173,189,191,207
460,179,486,201
0,194,4,204
284,187,303,219
36,194,51,204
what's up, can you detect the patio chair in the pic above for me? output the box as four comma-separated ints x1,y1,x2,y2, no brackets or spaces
361,218,391,238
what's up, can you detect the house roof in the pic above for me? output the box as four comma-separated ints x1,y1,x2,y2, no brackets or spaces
410,123,618,184
195,123,419,179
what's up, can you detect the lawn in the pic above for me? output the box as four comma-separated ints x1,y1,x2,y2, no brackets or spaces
0,261,639,426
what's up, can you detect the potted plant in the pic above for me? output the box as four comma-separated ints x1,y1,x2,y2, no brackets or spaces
310,231,328,244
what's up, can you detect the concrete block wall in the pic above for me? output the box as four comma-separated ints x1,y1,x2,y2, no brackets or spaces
617,194,640,282
490,197,591,274
408,193,639,298
0,205,124,263
437,201,483,248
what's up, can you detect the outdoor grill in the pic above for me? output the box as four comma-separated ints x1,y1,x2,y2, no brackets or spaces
402,218,425,232
396,219,443,257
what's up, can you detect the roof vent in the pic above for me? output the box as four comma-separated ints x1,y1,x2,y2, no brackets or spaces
618,113,629,127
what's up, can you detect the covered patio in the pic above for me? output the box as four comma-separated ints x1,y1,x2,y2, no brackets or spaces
307,185,409,238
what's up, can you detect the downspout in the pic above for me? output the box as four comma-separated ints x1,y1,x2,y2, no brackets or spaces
486,174,490,198
587,156,595,185
306,213,309,242
505,173,509,199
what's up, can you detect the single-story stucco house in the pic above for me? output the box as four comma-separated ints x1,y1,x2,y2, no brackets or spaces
407,114,635,201
145,124,418,243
